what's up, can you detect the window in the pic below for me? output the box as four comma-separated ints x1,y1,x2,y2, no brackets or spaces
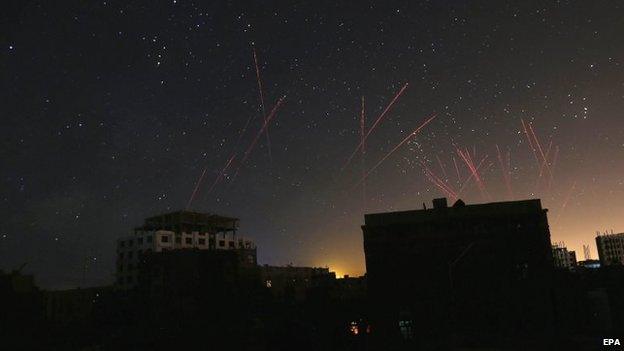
118,265,123,272
119,252,124,259
128,251,133,259
128,263,133,270
161,235,169,243
349,321,359,335
175,237,181,244
126,276,133,284
398,320,414,340
119,241,125,248
198,238,206,245
128,239,133,247
138,237,143,245
266,280,272,288
219,240,225,247
185,238,193,245
228,241,235,248
147,236,153,243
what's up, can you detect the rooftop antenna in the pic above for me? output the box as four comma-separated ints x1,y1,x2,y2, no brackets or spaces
583,245,591,260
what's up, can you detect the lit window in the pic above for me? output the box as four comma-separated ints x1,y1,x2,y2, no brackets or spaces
266,280,272,288
349,321,359,335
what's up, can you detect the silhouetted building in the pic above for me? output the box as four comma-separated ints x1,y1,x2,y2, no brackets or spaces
0,268,46,349
552,243,577,269
362,198,554,348
116,210,256,289
596,231,624,266
44,286,113,324
260,265,336,301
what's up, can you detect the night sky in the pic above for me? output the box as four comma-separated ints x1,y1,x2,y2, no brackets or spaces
2,1,624,289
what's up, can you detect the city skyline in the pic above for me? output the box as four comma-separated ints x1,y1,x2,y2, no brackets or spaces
2,1,624,289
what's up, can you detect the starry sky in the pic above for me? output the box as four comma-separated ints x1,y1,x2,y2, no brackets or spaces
2,1,624,289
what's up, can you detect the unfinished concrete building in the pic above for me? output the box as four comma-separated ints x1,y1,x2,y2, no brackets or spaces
116,211,256,289
552,242,577,269
596,231,624,266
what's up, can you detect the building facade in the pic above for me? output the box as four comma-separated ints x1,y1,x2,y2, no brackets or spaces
596,231,624,266
552,243,577,269
259,265,336,301
362,198,554,347
116,211,256,289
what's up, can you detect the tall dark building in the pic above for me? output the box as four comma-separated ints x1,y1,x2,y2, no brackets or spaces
362,198,554,347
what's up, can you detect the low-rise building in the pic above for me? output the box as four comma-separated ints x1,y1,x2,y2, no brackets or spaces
260,264,336,301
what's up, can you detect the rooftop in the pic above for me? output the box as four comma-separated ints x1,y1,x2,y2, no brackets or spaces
364,198,545,226
137,210,239,232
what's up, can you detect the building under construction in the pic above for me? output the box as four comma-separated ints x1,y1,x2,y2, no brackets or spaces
116,211,256,289
595,230,624,266
552,242,577,269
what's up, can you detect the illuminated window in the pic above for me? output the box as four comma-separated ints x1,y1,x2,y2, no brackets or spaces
266,280,272,288
349,321,359,335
